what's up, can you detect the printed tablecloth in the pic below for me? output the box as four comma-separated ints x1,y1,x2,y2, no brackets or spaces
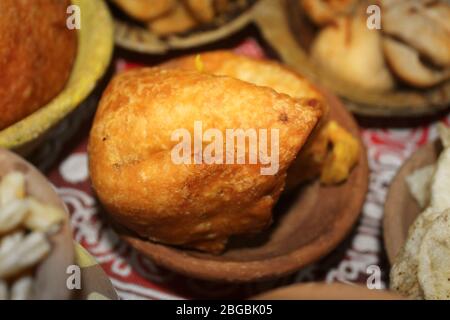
27,38,447,300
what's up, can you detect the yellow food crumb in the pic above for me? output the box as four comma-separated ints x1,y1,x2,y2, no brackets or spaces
195,54,204,73
320,121,360,185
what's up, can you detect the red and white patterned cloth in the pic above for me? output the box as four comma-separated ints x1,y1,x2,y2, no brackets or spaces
29,39,448,300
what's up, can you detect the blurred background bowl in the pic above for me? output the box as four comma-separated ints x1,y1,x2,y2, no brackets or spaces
253,0,450,118
0,0,114,156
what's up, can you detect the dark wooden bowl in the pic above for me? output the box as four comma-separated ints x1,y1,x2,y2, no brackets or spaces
114,90,369,283
0,148,75,299
252,282,404,300
252,0,450,117
383,141,440,264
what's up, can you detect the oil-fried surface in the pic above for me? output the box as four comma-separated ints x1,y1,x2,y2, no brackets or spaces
89,67,320,253
0,0,77,130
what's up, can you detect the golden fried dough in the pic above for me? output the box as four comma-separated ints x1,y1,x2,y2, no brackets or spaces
164,51,326,103
112,0,175,22
311,12,395,91
164,51,359,186
300,0,358,25
383,38,450,88
89,67,320,253
148,2,198,36
0,0,77,130
183,0,215,23
382,0,450,67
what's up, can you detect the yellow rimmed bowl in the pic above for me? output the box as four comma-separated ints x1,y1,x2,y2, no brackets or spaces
0,0,114,156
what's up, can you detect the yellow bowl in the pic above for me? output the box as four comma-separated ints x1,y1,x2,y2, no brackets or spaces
0,0,114,155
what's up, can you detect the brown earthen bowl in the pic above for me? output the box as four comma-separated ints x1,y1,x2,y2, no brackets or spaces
383,141,440,264
252,282,404,299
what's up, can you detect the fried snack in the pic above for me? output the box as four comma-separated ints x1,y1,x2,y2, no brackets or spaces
406,164,435,209
0,172,25,207
391,125,450,299
89,67,320,253
384,38,450,88
183,0,215,23
10,276,33,300
300,0,358,25
418,209,450,300
148,2,198,36
0,0,77,130
381,0,450,67
0,201,29,236
0,171,64,299
111,0,176,22
164,51,359,186
319,121,359,184
311,11,395,91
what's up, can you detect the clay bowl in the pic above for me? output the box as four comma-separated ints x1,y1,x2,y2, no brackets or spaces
111,0,258,54
114,90,369,283
252,282,404,300
252,0,450,117
0,148,75,299
383,141,440,264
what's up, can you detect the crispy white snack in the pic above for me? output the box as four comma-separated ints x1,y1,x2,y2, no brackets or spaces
0,280,7,300
391,125,450,298
421,0,450,34
384,38,450,88
10,275,33,300
24,198,64,233
0,232,50,279
0,200,29,235
0,171,25,207
418,209,450,300
311,12,395,91
406,164,435,209
0,232,24,256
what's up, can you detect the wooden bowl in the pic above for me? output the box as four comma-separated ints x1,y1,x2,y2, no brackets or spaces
383,141,440,264
252,282,404,299
114,90,369,283
252,0,450,117
112,0,258,54
0,148,75,299
0,0,114,156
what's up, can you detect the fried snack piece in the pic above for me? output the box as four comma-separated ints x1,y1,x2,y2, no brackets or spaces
418,209,450,300
0,0,77,130
300,0,358,25
311,11,395,91
384,38,450,88
112,0,175,22
406,164,435,209
89,67,320,253
148,2,198,36
381,0,450,67
319,121,359,184
164,51,359,186
183,0,215,23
